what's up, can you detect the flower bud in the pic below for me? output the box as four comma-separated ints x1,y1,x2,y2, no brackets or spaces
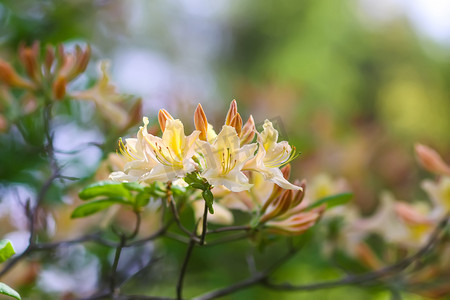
229,112,243,136
158,109,174,132
261,164,293,213
123,98,143,131
52,76,66,100
292,179,306,207
265,209,322,236
74,45,91,77
415,143,450,176
0,114,8,133
19,43,41,82
194,103,208,141
260,189,294,223
355,243,382,270
0,60,35,89
44,45,55,77
225,99,237,126
240,115,255,145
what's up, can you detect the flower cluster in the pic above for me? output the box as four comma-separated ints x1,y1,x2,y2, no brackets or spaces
109,100,323,235
110,100,299,193
0,43,142,133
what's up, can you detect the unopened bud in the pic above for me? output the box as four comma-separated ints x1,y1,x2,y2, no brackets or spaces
229,112,243,136
265,209,322,236
281,164,291,180
260,189,294,223
0,60,35,89
240,115,255,145
415,143,450,176
124,98,143,131
158,109,174,132
292,180,306,207
0,114,8,133
52,76,66,100
355,243,382,270
19,44,40,82
194,103,208,141
225,99,237,126
44,45,55,77
75,45,91,76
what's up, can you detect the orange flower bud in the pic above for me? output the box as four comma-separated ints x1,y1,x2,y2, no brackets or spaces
0,59,35,89
265,209,323,236
281,164,291,180
52,76,66,100
123,98,143,131
229,112,242,136
194,103,208,141
19,43,40,82
260,189,294,223
355,243,383,270
415,143,450,176
225,99,237,126
240,115,255,145
0,114,8,133
292,179,306,207
44,45,55,77
261,165,293,212
158,109,174,132
74,45,91,76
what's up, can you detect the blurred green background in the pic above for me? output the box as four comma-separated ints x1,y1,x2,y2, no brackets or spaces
1,0,450,299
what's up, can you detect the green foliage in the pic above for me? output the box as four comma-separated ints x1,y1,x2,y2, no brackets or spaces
71,198,132,218
0,282,21,300
185,173,214,213
0,241,21,299
74,181,167,218
79,181,132,200
305,193,353,211
0,240,15,263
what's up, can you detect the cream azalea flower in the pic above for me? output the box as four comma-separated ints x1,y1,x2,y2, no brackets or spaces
422,176,450,218
140,118,200,183
110,117,200,183
110,117,158,182
198,125,258,192
244,119,300,190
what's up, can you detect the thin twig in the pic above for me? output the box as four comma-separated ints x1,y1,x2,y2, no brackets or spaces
193,216,448,300
263,215,449,292
207,225,251,234
200,203,208,245
177,240,196,300
127,211,142,240
110,235,127,295
169,200,200,243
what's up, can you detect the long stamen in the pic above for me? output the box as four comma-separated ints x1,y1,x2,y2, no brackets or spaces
265,146,299,168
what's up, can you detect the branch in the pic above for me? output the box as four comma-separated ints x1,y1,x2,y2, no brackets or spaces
110,235,127,295
169,200,200,243
263,215,449,292
177,240,196,300
193,216,448,300
207,225,251,234
200,203,208,245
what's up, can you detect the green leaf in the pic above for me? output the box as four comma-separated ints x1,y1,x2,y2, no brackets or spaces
171,184,186,196
71,198,131,218
202,189,214,214
0,240,15,264
305,193,353,211
144,182,167,198
135,191,151,208
184,172,209,190
0,282,21,300
122,182,145,192
79,181,131,200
